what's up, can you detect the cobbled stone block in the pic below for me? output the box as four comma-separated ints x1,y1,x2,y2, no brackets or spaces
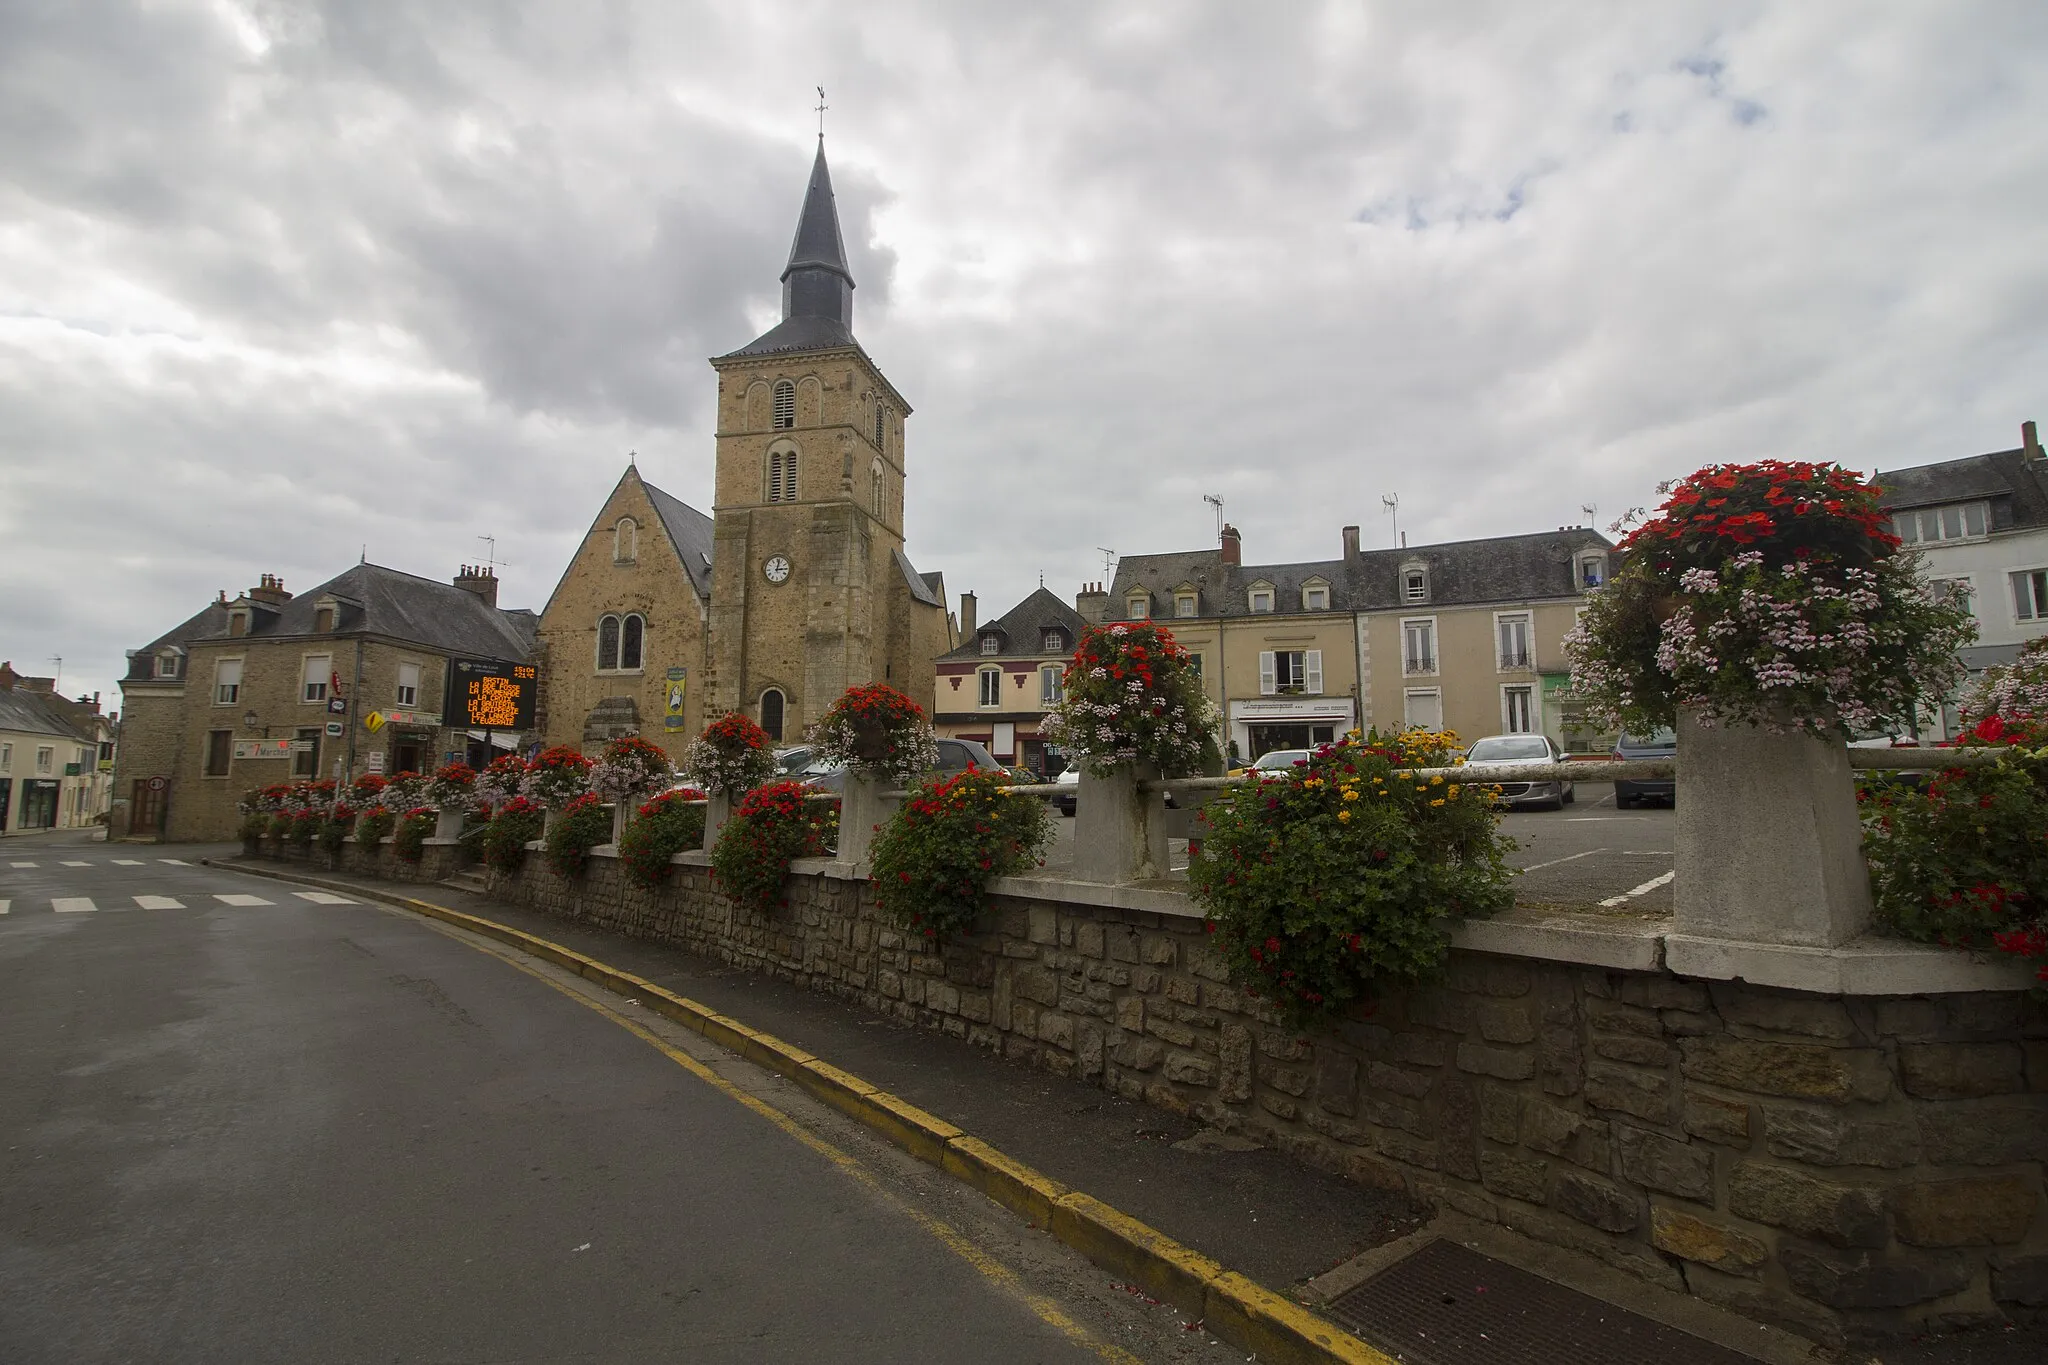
1991,1253,2048,1308
1478,1000,1537,1044
1112,1038,1165,1072
1778,1242,1972,1310
1591,1033,1675,1067
1539,1024,1584,1098
1315,1051,1358,1116
1709,984,1857,1041
1682,1092,1752,1147
1918,1104,2048,1166
1438,1077,1480,1180
1762,1105,1919,1169
1447,958,1532,997
1365,1060,1434,1100
1728,1163,1888,1249
1584,1062,1677,1125
1164,1052,1217,1087
1899,1043,2026,1099
1480,1150,1550,1203
1553,1171,1640,1233
1617,1124,1713,1201
1679,1038,1891,1103
1217,1023,1252,1103
1619,977,1711,1012
1479,1085,1523,1144
1890,1175,2038,1248
1650,1206,1769,1275
1456,1043,1536,1081
1519,1100,1611,1173
1586,998,1663,1038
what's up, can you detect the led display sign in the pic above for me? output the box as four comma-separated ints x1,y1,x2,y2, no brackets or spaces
445,658,538,731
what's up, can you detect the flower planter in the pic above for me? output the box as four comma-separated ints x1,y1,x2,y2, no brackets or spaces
702,792,734,852
1072,761,1170,884
836,771,900,866
1672,706,1871,947
434,807,464,842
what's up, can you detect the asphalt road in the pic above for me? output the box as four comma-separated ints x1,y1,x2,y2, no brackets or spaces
0,830,1215,1364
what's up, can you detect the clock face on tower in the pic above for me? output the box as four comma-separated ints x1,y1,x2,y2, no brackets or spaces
763,554,792,584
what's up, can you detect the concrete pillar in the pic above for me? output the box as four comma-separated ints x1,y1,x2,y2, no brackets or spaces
610,801,629,847
836,772,901,867
434,807,464,842
1673,706,1872,947
702,792,735,852
1072,761,1170,884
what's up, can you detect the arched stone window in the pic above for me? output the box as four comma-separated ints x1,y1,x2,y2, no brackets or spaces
760,688,786,741
772,380,795,430
596,614,621,671
870,459,884,518
621,614,644,670
614,517,638,562
874,403,886,450
766,448,799,503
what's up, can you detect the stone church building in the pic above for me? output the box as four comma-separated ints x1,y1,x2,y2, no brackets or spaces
539,142,954,756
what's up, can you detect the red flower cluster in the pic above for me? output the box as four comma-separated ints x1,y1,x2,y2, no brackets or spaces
433,761,475,788
1621,460,1899,566
701,711,770,751
351,773,388,798
828,682,925,724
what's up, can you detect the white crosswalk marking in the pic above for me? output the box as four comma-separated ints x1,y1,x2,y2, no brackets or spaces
52,897,96,913
214,894,273,907
9,861,35,868
113,859,145,866
159,859,190,865
134,895,183,910
0,900,9,915
61,860,90,867
293,891,358,905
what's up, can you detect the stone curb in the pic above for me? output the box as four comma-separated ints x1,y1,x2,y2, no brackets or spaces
215,857,1397,1365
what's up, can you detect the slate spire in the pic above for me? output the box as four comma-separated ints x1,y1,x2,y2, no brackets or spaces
780,141,854,330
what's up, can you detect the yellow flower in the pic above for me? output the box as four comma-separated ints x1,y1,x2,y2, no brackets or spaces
1430,798,1445,807
1337,809,1352,822
1431,775,1445,786
1343,789,1359,801
1447,785,1461,799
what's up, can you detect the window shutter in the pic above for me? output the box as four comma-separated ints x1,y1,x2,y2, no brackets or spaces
1305,650,1322,695
1259,652,1276,695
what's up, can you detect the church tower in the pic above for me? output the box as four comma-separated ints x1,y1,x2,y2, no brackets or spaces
703,141,948,741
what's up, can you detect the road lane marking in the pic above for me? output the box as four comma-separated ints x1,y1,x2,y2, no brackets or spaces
61,860,91,867
9,861,36,868
113,858,145,866
214,893,274,906
293,891,358,904
134,895,183,910
423,919,1148,1364
1519,849,1604,874
159,859,191,865
52,897,96,913
1600,870,1676,908
0,900,8,914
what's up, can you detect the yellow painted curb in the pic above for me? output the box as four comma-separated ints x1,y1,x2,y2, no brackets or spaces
216,858,1398,1365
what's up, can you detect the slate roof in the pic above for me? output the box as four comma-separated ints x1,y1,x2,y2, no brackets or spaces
942,587,1092,661
124,564,536,680
1109,528,1613,621
722,143,864,361
782,143,852,286
644,478,715,599
1875,447,2048,529
0,684,95,744
720,313,862,360
894,549,944,609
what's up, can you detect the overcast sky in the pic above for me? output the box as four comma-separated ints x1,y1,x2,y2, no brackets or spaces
4,1,2045,712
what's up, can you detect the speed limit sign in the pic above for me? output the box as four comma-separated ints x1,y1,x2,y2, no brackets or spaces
146,776,167,793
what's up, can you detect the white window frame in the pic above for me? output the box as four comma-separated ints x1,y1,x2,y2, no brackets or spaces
396,661,422,708
2012,567,2048,623
1041,628,1065,654
1402,688,1443,730
36,746,54,774
1401,617,1438,676
1578,554,1608,589
1501,684,1537,734
1260,649,1322,696
1127,596,1150,621
1303,585,1329,612
1401,563,1429,603
1927,576,1976,619
1495,612,1534,672
157,650,182,679
1175,593,1197,618
302,654,331,704
1247,584,1275,613
0,743,10,773
1895,503,1989,546
213,657,243,706
978,666,1003,709
1040,664,1064,704
980,634,1001,656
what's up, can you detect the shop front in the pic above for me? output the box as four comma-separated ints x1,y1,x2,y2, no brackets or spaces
18,778,60,830
1228,696,1357,763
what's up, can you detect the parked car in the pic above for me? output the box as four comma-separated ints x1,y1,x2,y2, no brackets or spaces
1465,734,1575,810
1052,765,1080,817
797,736,1003,794
774,745,816,776
1612,728,1676,808
1247,748,1312,782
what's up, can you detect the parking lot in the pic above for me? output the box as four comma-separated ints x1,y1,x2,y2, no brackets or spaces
1034,781,1674,914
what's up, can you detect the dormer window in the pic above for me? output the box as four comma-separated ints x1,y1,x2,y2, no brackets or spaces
1041,628,1066,653
1401,563,1429,603
1247,583,1275,613
1127,594,1151,621
228,609,250,637
772,379,795,430
1175,592,1197,618
1578,553,1608,590
1893,502,1989,545
314,604,335,632
1301,580,1330,612
980,633,1001,656
156,650,182,679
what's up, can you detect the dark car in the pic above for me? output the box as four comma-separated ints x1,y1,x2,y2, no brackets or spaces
1613,728,1677,808
798,737,1003,794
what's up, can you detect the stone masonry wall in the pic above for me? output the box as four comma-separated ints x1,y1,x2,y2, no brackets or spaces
266,840,2048,1349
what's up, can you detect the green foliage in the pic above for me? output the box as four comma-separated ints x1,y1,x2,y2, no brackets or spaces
620,789,708,889
482,798,544,873
869,768,1051,942
711,780,835,912
316,807,354,858
1187,729,1515,1031
355,805,396,848
287,810,321,846
544,793,611,878
240,812,270,842
267,812,293,839
391,809,436,863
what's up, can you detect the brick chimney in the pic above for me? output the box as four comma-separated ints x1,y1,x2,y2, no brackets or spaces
0,661,15,691
1220,524,1242,566
1074,582,1108,624
2025,419,2042,464
959,591,978,639
1342,525,1360,563
247,573,291,607
454,564,499,608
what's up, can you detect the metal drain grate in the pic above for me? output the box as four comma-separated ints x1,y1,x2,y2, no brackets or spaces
1322,1238,1764,1365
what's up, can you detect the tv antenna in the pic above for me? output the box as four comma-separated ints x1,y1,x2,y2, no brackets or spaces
1580,503,1597,529
476,534,511,571
1381,493,1399,547
1202,493,1224,540
1096,546,1118,583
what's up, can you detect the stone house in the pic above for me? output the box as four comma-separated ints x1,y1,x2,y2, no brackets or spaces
113,563,536,841
0,663,112,833
536,464,715,760
933,587,1095,773
1876,419,2048,737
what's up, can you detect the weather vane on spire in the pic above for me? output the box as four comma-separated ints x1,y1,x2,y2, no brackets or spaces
815,85,828,141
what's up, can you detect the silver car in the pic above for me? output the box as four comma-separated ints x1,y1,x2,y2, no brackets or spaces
1464,734,1574,811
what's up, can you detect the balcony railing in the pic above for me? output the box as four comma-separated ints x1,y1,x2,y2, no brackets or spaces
1498,651,1532,670
1402,657,1436,675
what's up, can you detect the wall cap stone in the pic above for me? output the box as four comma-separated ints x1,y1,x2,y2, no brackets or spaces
1666,933,2034,996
